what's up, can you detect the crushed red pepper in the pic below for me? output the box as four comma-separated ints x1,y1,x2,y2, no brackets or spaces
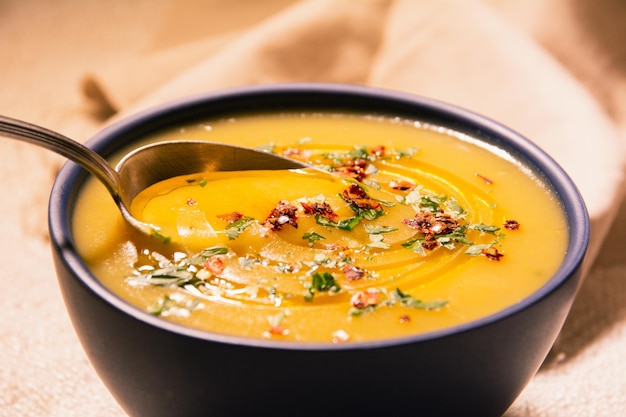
343,264,366,281
341,183,381,211
370,145,386,157
350,290,381,309
389,179,416,191
216,211,244,223
203,256,225,275
422,234,439,250
268,325,288,336
403,212,458,236
300,201,339,221
476,173,494,185
403,212,460,251
264,200,299,231
398,314,411,323
503,219,520,230
331,158,369,182
482,247,504,261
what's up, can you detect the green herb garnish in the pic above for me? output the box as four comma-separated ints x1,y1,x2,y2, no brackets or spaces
364,224,398,234
349,288,447,317
150,228,171,244
148,295,201,317
315,214,362,231
224,216,255,240
302,231,326,246
389,288,448,310
470,223,501,234
305,271,340,301
188,246,229,265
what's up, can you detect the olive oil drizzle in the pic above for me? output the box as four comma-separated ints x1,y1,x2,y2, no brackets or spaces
126,143,516,320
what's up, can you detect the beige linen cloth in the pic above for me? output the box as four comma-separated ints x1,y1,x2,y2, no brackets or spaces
1,0,625,415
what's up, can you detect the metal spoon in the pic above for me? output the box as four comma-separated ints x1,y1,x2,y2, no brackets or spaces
0,115,307,241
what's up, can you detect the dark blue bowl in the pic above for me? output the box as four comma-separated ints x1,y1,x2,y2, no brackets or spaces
49,83,589,417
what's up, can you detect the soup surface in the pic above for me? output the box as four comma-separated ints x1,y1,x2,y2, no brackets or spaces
73,113,567,342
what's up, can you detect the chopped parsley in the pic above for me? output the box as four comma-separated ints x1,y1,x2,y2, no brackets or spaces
349,288,448,317
315,214,362,231
305,271,340,301
150,228,171,244
389,288,448,310
364,224,398,234
148,294,202,317
224,216,255,240
302,231,326,246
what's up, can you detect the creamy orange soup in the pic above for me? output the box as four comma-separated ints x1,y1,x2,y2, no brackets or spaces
73,113,567,342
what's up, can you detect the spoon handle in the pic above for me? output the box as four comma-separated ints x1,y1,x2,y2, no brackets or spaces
0,115,122,200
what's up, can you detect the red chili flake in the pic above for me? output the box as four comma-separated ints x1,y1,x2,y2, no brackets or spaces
503,219,520,230
389,179,415,191
403,212,458,236
268,325,288,336
342,264,365,281
264,200,298,231
342,184,381,211
482,247,504,261
422,234,439,250
283,263,302,274
370,145,386,158
300,201,338,221
398,314,411,323
345,183,368,199
203,256,225,274
216,211,244,222
476,173,493,185
186,197,197,206
332,158,369,182
403,212,459,251
350,290,381,309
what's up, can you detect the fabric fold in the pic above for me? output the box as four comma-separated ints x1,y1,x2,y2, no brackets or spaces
85,0,392,118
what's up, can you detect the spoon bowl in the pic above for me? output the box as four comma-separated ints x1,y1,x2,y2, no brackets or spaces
0,115,306,239
116,140,307,210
